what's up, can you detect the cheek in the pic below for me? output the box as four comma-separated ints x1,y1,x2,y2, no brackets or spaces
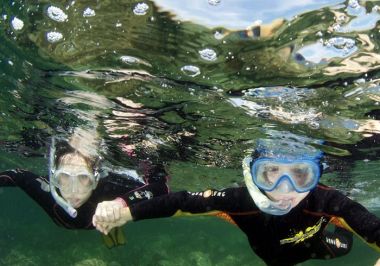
59,189,70,199
292,192,309,205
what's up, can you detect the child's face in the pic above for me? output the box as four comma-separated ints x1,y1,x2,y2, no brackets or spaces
55,154,96,208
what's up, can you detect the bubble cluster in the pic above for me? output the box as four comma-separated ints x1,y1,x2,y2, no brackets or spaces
133,3,149,16
181,65,201,77
47,6,68,22
327,37,355,54
199,48,217,61
295,37,357,64
11,17,24,31
46,31,63,43
83,7,96,17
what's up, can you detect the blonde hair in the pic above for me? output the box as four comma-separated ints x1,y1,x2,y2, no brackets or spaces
57,152,94,171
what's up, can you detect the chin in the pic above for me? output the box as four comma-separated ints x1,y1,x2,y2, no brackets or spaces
70,201,85,208
267,191,309,207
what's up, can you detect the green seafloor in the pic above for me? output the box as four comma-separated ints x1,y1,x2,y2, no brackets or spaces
1,0,380,265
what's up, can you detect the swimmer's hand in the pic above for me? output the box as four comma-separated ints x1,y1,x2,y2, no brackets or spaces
374,258,380,266
92,198,132,235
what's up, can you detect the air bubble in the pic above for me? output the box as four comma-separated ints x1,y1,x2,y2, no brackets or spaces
348,0,360,9
214,31,224,40
47,6,68,22
46,31,63,43
181,65,201,77
199,48,217,61
11,17,24,31
120,56,139,64
208,0,221,6
83,7,95,17
133,3,149,15
120,55,152,67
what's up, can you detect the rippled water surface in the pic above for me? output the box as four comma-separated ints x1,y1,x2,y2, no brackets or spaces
1,0,380,265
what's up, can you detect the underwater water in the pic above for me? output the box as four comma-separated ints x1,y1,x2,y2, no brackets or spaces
0,0,380,265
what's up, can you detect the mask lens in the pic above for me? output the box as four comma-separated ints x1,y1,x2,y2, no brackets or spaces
259,163,280,188
252,159,319,191
56,172,72,192
289,163,314,188
77,174,93,187
54,170,94,193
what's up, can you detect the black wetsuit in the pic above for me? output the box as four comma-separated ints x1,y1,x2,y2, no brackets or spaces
0,169,168,229
129,184,380,265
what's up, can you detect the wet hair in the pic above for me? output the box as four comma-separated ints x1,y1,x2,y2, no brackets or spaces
52,137,99,172
57,152,94,170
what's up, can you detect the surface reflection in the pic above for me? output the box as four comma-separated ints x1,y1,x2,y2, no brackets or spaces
154,0,343,29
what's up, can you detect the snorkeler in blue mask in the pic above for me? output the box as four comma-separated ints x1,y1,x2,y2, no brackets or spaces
93,131,380,265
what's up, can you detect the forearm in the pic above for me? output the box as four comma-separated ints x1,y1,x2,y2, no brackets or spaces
129,187,250,221
0,169,57,219
0,169,30,186
325,189,380,250
119,181,169,206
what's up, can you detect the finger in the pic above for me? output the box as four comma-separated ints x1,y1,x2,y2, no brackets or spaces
94,223,104,233
114,206,121,221
100,205,108,221
95,203,106,222
94,205,102,222
92,215,98,227
106,207,115,221
96,223,109,235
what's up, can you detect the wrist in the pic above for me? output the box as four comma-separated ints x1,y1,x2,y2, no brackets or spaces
114,197,128,207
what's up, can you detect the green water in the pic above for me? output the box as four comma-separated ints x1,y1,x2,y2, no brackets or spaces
1,0,380,265
0,187,379,266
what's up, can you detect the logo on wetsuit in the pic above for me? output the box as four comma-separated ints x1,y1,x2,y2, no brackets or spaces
325,237,348,249
188,190,226,198
129,190,153,201
280,217,325,245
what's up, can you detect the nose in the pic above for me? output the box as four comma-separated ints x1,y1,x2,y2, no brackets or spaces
276,177,295,193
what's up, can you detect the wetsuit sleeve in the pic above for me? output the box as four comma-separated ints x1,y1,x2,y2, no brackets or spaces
0,169,56,215
320,187,380,251
119,181,170,206
129,187,253,221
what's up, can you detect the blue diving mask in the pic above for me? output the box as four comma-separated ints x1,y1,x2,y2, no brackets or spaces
251,158,321,193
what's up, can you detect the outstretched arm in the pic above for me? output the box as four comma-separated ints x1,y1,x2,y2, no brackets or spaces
93,187,256,234
320,187,380,252
0,169,56,215
0,169,49,191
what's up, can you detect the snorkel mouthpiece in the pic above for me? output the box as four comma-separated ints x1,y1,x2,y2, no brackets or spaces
50,181,78,218
243,157,292,215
